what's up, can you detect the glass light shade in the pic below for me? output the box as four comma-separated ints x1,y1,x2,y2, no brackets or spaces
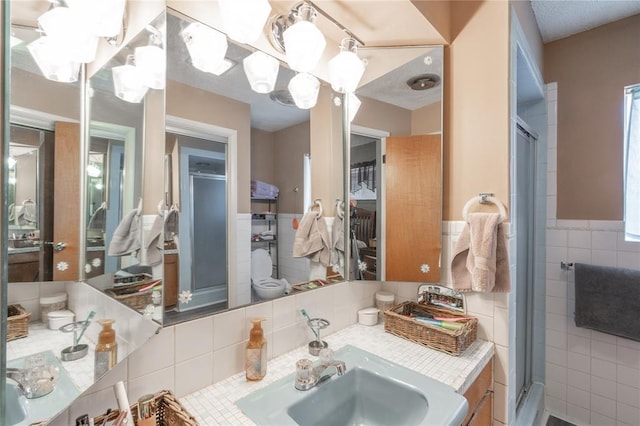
183,22,228,74
283,21,326,73
243,51,279,93
329,50,365,94
134,45,166,90
288,73,320,109
8,157,16,169
87,164,102,178
38,6,98,63
218,0,271,44
112,62,149,103
27,37,81,83
66,0,126,37
10,35,22,48
348,93,361,122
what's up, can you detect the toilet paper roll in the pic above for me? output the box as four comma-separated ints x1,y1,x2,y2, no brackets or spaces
113,381,134,425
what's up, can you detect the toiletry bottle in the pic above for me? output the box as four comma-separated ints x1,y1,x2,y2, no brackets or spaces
245,318,267,381
94,319,118,381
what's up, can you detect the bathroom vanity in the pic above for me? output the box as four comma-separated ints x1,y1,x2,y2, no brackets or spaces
180,323,494,425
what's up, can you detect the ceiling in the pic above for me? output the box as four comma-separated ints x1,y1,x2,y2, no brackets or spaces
530,0,640,43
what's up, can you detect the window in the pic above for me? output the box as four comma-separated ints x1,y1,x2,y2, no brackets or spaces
624,84,640,241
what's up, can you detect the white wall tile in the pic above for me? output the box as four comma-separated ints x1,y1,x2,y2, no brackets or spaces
568,352,591,374
616,383,640,408
591,412,616,426
272,295,297,330
128,328,174,379
212,307,247,350
591,394,617,419
617,365,640,389
592,231,618,250
547,346,568,367
547,329,567,350
568,368,591,391
245,302,274,335
566,403,591,425
567,386,590,409
591,376,618,398
568,334,590,356
175,353,214,397
617,402,640,425
591,338,617,361
128,366,175,402
212,342,245,383
547,379,567,400
174,316,213,363
592,249,618,267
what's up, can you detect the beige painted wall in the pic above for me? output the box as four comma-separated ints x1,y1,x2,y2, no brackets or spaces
354,97,412,135
412,100,442,134
166,80,251,213
545,14,640,220
444,0,511,221
410,0,451,43
251,128,276,186
11,71,80,121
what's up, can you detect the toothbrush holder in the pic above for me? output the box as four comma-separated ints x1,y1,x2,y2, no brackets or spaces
306,318,330,356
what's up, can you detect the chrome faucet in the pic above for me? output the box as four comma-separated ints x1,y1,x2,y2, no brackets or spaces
294,349,346,391
7,367,56,399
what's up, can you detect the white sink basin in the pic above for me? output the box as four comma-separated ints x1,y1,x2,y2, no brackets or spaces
236,345,468,426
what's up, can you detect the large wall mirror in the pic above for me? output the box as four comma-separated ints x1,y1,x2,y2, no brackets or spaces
348,46,443,283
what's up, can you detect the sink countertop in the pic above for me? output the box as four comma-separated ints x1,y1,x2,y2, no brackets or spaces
181,323,494,425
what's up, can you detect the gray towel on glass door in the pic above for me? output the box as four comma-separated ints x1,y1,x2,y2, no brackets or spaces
574,263,640,341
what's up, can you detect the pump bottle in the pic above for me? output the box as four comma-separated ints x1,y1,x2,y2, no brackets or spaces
245,318,267,381
94,319,118,381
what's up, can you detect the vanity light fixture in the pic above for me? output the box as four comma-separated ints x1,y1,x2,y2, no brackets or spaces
328,38,365,94
135,28,166,90
87,164,102,178
282,4,326,73
38,6,99,64
182,22,229,75
218,0,272,44
288,72,320,109
10,33,23,49
243,51,279,93
65,0,126,39
112,55,149,104
27,36,81,83
8,157,16,169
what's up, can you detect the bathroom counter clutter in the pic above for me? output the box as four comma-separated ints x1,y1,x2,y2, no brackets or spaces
181,323,494,425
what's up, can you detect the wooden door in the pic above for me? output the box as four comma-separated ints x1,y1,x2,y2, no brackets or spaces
53,122,81,281
385,135,441,282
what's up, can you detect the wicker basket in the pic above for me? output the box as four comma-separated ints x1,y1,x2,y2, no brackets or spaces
383,301,477,356
92,390,198,426
105,282,154,311
7,304,31,341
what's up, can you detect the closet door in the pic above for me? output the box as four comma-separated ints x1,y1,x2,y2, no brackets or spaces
385,135,441,282
53,121,81,281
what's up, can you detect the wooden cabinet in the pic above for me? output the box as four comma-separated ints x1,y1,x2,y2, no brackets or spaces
462,359,493,426
8,251,40,282
164,253,178,308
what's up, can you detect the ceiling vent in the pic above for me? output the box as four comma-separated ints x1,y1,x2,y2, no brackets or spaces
269,89,296,107
406,74,440,91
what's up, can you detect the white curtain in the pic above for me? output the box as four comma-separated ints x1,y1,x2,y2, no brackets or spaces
624,86,640,240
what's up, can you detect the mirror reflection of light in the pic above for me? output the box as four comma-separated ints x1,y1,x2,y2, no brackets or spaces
95,182,104,190
8,157,16,169
182,22,229,75
87,164,102,178
8,176,17,185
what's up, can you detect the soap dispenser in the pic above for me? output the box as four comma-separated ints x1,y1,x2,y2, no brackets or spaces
94,319,118,381
245,318,267,381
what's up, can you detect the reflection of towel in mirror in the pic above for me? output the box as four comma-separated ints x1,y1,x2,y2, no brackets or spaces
88,202,107,231
141,214,164,266
331,215,344,266
17,199,37,226
164,205,179,241
450,213,510,292
293,211,332,266
108,208,141,256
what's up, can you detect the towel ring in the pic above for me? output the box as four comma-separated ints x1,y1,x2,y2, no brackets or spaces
462,195,507,223
310,199,323,216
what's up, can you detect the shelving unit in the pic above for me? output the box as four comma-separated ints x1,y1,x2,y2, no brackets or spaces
250,197,279,278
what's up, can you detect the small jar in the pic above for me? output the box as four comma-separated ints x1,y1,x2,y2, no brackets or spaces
375,291,395,322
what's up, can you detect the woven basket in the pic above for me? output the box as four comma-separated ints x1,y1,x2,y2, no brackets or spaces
93,390,198,426
105,282,154,311
383,301,477,356
7,304,31,341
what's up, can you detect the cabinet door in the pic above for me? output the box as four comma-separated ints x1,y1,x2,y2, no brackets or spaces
462,360,492,425
468,391,493,426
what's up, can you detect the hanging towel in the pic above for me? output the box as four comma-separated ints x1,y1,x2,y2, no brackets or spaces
141,214,164,266
575,263,640,341
108,208,141,256
88,202,107,233
164,205,179,241
292,211,332,266
450,212,510,292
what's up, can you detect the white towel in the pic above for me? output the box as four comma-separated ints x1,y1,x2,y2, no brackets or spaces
450,212,510,292
108,208,141,257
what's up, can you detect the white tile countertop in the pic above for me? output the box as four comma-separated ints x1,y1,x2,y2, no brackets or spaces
181,323,494,425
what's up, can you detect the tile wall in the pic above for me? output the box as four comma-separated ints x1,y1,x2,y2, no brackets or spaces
544,82,640,425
